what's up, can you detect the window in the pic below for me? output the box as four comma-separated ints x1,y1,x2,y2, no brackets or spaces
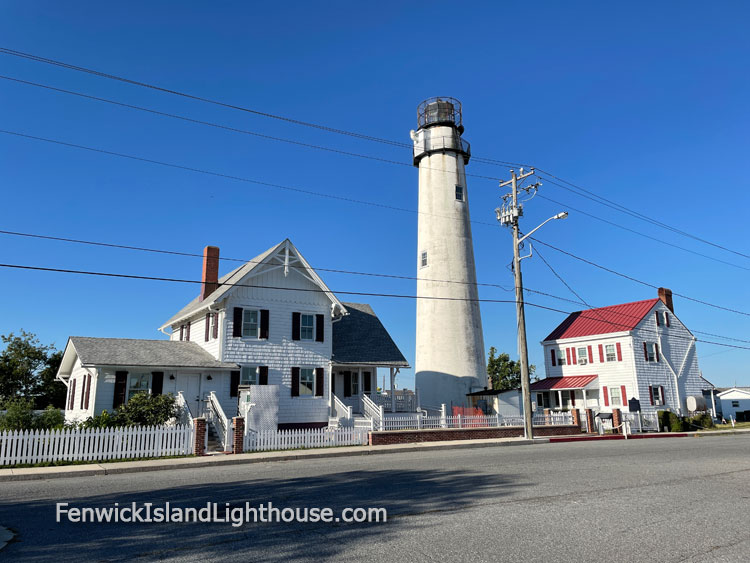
210,313,218,339
609,387,621,406
536,392,550,409
605,344,617,362
652,386,664,406
350,372,360,396
645,342,657,362
300,368,315,396
300,314,314,340
455,185,464,201
732,400,740,408
557,349,566,366
420,251,428,268
577,347,588,365
240,366,258,386
663,311,670,327
242,309,259,338
127,374,151,400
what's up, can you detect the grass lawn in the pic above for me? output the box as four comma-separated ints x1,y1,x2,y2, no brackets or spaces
702,422,750,431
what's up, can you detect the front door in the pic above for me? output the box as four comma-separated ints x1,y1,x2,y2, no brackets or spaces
174,374,202,417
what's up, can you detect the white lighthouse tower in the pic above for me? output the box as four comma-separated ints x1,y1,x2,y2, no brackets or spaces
412,97,487,410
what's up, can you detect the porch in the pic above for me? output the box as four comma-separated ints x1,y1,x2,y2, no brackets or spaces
530,375,600,413
330,365,417,417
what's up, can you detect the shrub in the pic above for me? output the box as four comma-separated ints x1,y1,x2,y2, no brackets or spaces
0,399,65,430
688,412,714,429
77,393,178,428
657,410,686,432
34,405,65,429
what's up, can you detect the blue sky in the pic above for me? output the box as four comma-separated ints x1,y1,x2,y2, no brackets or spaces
1,1,749,389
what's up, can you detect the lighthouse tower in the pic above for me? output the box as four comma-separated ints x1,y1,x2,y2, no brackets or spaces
412,97,487,410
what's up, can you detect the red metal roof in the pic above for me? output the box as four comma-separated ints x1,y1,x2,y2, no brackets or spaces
530,375,598,391
543,299,659,341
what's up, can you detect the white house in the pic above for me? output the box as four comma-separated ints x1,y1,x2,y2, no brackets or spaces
57,239,409,431
716,388,750,421
535,288,711,415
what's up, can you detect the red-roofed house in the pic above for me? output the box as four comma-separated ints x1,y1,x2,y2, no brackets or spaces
537,288,710,415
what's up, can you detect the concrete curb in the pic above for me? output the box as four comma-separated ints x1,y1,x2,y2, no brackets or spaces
0,437,536,482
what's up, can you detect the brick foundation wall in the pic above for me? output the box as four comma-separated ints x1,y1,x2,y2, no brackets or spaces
369,425,580,446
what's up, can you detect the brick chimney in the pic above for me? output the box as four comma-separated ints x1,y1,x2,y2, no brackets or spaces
658,287,674,313
200,246,220,301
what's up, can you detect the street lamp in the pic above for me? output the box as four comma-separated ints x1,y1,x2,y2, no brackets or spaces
498,168,567,440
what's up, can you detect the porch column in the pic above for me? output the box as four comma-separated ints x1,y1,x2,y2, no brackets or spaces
357,367,362,398
582,388,588,409
390,367,396,413
557,390,563,409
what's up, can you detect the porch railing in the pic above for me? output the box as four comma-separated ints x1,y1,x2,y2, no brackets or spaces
361,393,384,431
174,391,194,429
332,394,352,422
371,392,417,412
205,391,231,452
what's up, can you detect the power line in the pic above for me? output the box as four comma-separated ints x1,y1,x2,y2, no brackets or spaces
0,228,515,291
1,260,746,351
0,74,503,183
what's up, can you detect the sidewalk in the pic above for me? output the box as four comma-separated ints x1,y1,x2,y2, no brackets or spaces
0,436,536,482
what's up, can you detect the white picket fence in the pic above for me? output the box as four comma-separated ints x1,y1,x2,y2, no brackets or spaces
0,424,194,467
244,427,369,452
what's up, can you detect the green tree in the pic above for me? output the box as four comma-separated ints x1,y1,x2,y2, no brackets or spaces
486,347,536,391
0,331,66,408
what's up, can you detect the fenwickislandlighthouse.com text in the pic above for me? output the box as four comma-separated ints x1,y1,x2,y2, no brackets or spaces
56,502,387,527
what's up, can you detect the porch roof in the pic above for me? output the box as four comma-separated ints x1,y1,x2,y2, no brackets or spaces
332,303,410,368
530,375,598,391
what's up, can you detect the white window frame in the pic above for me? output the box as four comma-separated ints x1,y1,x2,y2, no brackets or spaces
652,386,664,406
609,386,621,406
646,342,657,362
210,313,218,340
240,366,258,386
242,309,260,339
455,184,464,201
299,368,315,396
420,251,428,268
127,373,151,401
557,349,566,366
300,314,314,341
577,347,588,365
605,344,617,362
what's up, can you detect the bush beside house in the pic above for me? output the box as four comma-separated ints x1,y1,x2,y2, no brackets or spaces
657,410,714,432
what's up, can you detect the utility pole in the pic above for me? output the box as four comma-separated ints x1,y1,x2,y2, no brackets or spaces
498,168,537,440
497,169,567,441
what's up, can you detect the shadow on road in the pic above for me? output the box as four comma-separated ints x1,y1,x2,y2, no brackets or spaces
1,466,525,561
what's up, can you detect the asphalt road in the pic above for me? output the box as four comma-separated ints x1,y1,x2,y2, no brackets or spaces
1,435,749,562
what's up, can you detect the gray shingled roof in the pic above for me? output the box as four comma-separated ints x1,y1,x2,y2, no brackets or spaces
70,337,238,369
332,303,409,367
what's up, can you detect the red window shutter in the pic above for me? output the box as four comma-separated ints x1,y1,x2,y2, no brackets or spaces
259,366,269,385
643,342,648,361
291,367,300,396
315,367,324,397
230,371,240,398
655,343,660,362
620,385,627,406
648,385,654,405
212,312,219,339
292,313,301,341
655,311,661,326
205,313,211,342
80,375,86,409
665,313,670,327
570,391,576,407
571,348,577,365
616,342,623,361
233,308,243,338
260,309,270,339
315,314,325,342
587,346,594,364
598,344,604,363
602,386,609,407
550,349,556,367
566,348,572,365
69,379,76,410
660,385,665,405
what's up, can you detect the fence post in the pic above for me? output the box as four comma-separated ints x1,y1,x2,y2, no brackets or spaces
194,417,206,456
232,417,244,454
458,414,462,429
585,409,595,434
571,408,580,432
440,403,447,428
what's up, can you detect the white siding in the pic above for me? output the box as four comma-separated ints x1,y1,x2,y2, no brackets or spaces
222,265,333,425
717,390,750,420
169,312,222,360
64,358,96,423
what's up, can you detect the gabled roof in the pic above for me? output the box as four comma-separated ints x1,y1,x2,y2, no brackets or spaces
716,387,750,398
543,299,660,342
530,375,598,391
160,239,345,330
332,302,410,367
57,337,238,378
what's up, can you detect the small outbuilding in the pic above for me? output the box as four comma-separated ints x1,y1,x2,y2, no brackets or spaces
716,388,750,421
